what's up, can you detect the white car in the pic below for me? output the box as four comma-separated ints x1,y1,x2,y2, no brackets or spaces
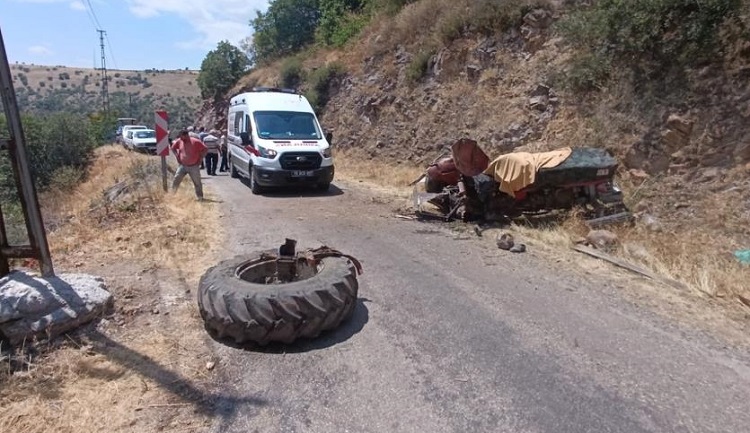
226,87,334,194
121,125,148,148
125,128,157,154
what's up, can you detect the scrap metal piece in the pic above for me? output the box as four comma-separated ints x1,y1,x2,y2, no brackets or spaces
585,211,633,228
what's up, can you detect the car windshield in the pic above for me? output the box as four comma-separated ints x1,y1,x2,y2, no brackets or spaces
135,131,155,138
253,111,321,140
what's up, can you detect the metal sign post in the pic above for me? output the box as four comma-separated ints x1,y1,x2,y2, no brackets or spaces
155,110,170,192
0,25,54,277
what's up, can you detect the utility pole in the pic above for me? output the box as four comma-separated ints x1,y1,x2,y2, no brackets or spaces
97,29,109,115
0,25,55,277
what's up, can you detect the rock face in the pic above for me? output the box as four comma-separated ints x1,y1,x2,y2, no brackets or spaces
0,271,113,345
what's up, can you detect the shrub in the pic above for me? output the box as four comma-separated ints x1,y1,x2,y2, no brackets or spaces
562,53,612,92
559,0,741,86
317,1,371,47
49,166,84,192
304,62,345,111
0,113,96,201
372,0,416,16
279,57,304,88
406,49,434,83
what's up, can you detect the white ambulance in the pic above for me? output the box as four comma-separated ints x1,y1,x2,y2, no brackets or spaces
226,87,335,194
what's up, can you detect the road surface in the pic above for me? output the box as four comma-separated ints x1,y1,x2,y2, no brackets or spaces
201,173,750,433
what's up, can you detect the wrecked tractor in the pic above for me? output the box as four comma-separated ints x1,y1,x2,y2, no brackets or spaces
413,138,630,226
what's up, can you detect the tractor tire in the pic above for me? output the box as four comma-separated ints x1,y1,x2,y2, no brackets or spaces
197,252,359,345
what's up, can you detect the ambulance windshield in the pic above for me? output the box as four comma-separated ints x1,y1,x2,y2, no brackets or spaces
253,111,322,140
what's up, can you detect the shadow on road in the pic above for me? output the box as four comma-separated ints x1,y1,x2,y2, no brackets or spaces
209,298,370,354
87,330,267,427
238,178,345,198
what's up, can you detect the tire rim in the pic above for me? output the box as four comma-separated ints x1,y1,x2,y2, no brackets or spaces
235,256,324,285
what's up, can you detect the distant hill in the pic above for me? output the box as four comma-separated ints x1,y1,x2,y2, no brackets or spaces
8,63,202,128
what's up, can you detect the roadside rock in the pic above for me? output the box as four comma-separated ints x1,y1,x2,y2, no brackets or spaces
628,168,650,185
496,233,515,250
585,230,618,249
661,114,694,153
639,213,663,232
0,271,113,345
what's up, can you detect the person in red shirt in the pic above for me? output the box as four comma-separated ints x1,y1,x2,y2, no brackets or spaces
171,129,208,200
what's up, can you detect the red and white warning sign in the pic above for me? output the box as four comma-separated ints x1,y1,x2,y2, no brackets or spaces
155,110,169,156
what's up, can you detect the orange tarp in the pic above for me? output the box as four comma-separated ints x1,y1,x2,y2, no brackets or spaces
483,147,573,196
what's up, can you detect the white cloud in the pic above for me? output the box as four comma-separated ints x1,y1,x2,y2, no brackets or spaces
126,0,269,50
11,0,88,11
28,45,53,55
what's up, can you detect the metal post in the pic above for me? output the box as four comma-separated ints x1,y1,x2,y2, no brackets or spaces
161,156,168,192
0,26,54,277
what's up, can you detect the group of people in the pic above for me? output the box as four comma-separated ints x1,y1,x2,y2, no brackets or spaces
169,125,230,201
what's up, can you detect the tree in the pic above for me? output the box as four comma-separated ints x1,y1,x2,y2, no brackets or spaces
317,0,366,46
238,36,257,67
250,0,321,62
197,41,250,100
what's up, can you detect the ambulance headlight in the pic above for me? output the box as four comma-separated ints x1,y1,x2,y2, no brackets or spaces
322,147,332,158
258,145,277,158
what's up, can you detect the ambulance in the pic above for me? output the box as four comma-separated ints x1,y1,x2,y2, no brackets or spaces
226,87,335,194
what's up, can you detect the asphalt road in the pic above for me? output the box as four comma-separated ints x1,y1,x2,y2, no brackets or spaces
201,172,750,433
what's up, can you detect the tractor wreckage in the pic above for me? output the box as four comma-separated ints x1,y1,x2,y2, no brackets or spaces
411,138,631,227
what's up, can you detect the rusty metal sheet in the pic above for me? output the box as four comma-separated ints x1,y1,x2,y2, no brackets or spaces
450,138,490,177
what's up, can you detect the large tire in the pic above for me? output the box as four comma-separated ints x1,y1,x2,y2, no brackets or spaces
229,156,239,178
197,252,359,345
250,166,264,195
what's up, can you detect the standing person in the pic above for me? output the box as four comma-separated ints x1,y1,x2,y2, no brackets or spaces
198,126,209,141
171,129,208,200
219,131,228,172
187,126,205,169
203,129,221,176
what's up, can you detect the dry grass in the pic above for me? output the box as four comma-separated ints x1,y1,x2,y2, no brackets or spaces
1,330,215,433
333,148,425,196
505,208,750,301
42,145,220,280
2,145,222,432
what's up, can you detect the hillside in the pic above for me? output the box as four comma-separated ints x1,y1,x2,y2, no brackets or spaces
9,63,202,127
196,0,750,301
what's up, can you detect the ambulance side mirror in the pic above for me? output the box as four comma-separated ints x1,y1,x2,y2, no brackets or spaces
325,130,333,145
240,131,252,145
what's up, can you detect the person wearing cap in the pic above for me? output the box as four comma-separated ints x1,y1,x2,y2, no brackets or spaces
202,129,221,176
171,129,208,200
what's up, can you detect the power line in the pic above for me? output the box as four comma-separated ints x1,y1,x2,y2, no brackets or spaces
85,0,103,30
105,33,118,70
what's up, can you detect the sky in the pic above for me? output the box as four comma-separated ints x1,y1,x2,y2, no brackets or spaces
0,0,270,70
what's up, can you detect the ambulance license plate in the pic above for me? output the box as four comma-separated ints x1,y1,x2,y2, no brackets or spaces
291,170,314,177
